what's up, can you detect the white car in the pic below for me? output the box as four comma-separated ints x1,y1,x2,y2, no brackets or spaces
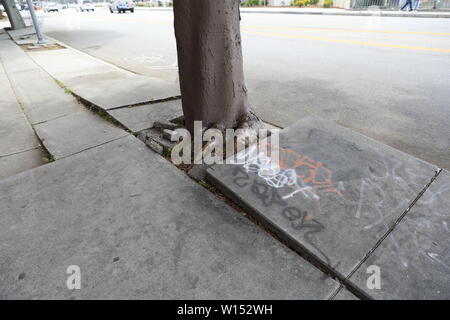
44,2,60,12
76,0,94,12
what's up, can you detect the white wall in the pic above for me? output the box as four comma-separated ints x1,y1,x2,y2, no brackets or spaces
269,0,292,6
332,0,351,8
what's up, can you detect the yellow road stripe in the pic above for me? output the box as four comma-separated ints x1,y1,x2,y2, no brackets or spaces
242,25,450,36
89,16,450,37
243,30,450,53
82,15,450,53
79,12,450,36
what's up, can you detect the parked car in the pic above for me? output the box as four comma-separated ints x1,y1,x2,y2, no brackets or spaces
19,2,29,10
76,0,94,12
18,2,40,10
33,1,43,10
43,2,60,12
109,0,135,13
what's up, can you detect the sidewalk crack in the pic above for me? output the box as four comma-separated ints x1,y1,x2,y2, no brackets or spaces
106,95,182,111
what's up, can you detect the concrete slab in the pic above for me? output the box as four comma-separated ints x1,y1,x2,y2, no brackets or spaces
0,33,10,40
0,117,40,156
0,41,80,124
0,136,337,299
67,72,180,110
0,41,74,122
108,99,183,133
28,48,180,110
0,62,23,122
6,27,35,39
5,68,81,124
27,49,114,79
0,148,45,181
0,55,44,178
34,110,128,160
347,170,450,300
0,61,41,157
0,39,40,74
207,116,437,279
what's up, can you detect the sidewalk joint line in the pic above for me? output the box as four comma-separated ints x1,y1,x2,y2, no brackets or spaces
0,54,54,162
57,135,130,161
328,284,345,300
343,167,443,299
31,113,75,126
0,146,40,159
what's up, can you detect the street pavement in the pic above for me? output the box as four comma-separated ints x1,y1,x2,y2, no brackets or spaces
25,8,450,171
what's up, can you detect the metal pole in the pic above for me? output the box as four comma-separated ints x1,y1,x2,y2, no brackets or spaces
25,0,46,45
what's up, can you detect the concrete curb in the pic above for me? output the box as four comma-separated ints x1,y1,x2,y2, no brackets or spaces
241,10,450,18
133,6,450,18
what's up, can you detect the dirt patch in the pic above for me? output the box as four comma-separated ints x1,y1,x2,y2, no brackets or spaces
20,43,66,51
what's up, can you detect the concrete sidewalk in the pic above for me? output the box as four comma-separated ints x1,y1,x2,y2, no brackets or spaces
24,35,180,110
0,31,339,299
0,51,45,180
15,32,183,134
0,38,128,160
0,136,338,299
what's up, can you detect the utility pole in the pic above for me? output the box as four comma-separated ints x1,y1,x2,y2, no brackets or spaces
25,0,46,44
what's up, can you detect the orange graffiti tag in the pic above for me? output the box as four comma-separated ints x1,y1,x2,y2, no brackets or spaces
262,141,341,196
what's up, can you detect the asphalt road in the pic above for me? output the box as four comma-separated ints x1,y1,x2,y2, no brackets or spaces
23,8,450,170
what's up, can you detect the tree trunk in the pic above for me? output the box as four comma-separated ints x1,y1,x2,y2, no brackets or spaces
173,0,251,134
1,0,26,30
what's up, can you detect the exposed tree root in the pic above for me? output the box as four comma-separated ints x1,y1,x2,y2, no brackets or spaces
193,109,268,163
237,109,266,132
150,110,269,164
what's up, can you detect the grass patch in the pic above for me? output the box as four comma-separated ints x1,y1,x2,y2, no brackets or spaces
54,80,72,94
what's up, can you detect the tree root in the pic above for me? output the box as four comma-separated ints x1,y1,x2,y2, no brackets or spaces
153,110,269,164
237,109,266,132
193,109,268,163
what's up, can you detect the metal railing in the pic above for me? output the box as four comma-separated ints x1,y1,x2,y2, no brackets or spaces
350,0,450,9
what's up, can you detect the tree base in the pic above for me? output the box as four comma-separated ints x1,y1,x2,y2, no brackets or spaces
150,109,268,165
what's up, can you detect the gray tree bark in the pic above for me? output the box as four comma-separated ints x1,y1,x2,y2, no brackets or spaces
1,0,26,30
173,0,255,134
